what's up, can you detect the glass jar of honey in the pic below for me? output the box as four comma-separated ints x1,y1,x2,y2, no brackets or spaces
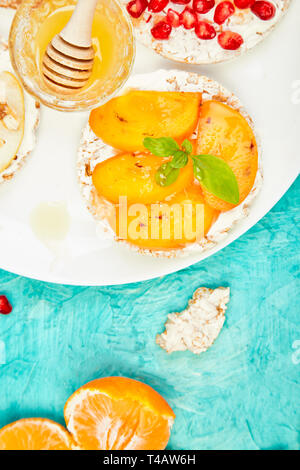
9,0,135,112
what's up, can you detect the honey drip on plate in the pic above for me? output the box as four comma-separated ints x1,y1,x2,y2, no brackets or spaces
30,202,70,244
30,202,71,272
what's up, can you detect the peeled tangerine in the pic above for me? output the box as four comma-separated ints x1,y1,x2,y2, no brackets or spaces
0,71,25,173
92,152,194,204
64,377,175,450
89,90,202,152
196,100,258,212
0,418,73,450
114,184,219,250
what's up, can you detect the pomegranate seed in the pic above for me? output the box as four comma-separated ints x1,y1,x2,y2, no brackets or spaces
195,20,216,39
0,295,12,315
193,0,215,14
151,20,172,39
171,0,191,4
180,7,197,29
234,0,255,8
218,30,244,49
214,1,235,25
148,0,169,12
166,8,181,27
251,1,276,20
126,0,148,18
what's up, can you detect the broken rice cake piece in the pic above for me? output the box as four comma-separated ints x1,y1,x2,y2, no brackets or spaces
156,287,230,355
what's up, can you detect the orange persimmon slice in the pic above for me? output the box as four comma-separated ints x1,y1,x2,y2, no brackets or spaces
196,100,258,212
92,152,194,204
114,183,219,250
89,90,202,152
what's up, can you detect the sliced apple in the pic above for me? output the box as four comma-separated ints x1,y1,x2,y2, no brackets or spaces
0,71,25,173
89,90,202,152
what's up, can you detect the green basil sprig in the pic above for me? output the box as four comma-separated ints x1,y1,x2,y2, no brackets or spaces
143,137,239,205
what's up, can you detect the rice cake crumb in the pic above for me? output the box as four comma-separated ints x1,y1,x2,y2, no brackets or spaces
156,287,230,354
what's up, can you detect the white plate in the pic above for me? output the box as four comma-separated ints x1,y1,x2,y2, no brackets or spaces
0,5,299,286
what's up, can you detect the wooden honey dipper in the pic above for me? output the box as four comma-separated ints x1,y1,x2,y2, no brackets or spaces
42,0,98,95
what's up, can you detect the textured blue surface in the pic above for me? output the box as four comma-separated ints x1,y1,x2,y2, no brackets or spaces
0,178,299,451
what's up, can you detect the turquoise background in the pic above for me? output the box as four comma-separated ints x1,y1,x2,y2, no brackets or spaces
0,178,299,450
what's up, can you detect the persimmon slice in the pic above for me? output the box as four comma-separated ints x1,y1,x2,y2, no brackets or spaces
92,152,194,204
89,90,202,152
196,100,258,211
115,183,219,250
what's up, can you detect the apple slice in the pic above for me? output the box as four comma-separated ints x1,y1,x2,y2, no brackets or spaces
0,71,25,173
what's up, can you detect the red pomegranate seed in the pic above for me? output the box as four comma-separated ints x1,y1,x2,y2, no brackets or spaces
166,8,181,27
193,0,215,14
214,1,235,24
151,20,172,39
171,0,191,4
251,1,276,20
218,30,244,49
195,20,216,39
148,0,169,12
234,0,255,8
127,0,148,18
180,7,197,29
0,295,12,315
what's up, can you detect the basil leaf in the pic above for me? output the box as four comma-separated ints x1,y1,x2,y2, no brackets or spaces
155,162,180,187
193,154,240,204
170,150,189,169
193,160,204,181
143,137,179,158
182,139,193,155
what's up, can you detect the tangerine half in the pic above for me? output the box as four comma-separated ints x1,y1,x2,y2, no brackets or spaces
0,418,74,450
64,377,175,450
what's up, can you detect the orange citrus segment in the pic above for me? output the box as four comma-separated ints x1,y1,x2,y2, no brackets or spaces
0,418,74,450
64,377,175,450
